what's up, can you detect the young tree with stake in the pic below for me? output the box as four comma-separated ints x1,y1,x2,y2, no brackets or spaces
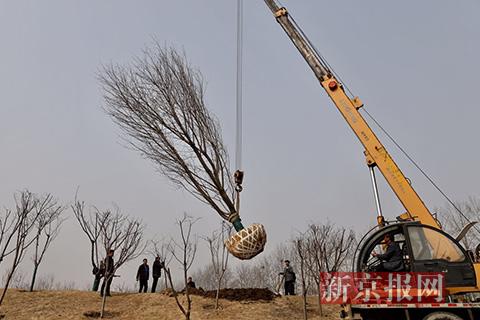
204,221,232,309
72,199,145,318
165,213,198,320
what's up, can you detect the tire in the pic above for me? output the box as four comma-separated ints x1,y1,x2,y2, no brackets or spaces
422,311,463,320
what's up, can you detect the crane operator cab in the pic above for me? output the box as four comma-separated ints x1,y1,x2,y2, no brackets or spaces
357,222,477,289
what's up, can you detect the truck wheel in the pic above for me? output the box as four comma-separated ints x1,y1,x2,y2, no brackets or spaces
422,312,463,320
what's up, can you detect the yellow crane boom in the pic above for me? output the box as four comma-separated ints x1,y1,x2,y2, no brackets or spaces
263,0,440,229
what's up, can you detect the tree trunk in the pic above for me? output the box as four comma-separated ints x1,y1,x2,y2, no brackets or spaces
317,293,323,317
0,249,21,305
90,241,96,268
166,268,187,318
300,260,308,320
184,263,191,320
0,273,12,306
29,263,39,292
100,291,107,318
303,291,308,320
313,279,323,317
215,274,223,309
100,273,112,318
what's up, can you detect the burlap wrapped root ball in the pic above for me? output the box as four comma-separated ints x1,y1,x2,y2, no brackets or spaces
225,223,267,260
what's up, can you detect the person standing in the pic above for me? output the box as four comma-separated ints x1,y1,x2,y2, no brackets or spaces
186,276,196,289
151,256,162,293
136,258,149,293
280,260,296,295
100,249,115,297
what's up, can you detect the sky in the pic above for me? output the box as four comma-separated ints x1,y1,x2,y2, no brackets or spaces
0,0,479,290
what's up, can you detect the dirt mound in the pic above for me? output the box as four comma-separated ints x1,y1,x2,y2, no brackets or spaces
160,287,276,301
184,287,206,295
204,288,276,301
83,310,120,318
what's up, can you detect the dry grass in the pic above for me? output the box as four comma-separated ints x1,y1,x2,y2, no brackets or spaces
0,289,340,319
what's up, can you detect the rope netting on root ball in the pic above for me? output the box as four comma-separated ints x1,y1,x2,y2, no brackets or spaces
225,223,266,260
226,212,266,260
100,43,266,260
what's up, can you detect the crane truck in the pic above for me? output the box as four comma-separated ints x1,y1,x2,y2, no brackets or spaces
262,1,480,319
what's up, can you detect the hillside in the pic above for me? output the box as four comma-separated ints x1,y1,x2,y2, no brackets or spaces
0,289,339,319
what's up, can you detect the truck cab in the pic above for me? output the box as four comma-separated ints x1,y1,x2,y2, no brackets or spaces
357,222,477,290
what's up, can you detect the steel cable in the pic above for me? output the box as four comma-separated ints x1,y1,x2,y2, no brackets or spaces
235,0,244,170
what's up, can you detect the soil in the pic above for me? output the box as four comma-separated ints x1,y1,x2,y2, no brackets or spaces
83,310,120,318
162,287,276,301
204,288,275,301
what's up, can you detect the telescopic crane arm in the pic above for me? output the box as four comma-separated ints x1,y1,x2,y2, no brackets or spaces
263,0,440,229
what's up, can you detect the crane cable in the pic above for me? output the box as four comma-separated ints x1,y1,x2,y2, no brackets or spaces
233,0,245,213
235,0,243,171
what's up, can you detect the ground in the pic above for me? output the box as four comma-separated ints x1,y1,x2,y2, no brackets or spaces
0,289,340,319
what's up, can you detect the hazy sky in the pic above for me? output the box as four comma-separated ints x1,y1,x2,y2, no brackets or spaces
1,1,479,289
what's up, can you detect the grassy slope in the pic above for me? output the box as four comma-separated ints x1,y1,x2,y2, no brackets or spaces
0,290,339,320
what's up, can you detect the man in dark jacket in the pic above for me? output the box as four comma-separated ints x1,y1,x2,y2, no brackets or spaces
151,256,163,293
136,258,149,293
186,276,196,289
280,260,296,295
372,234,404,271
100,249,114,297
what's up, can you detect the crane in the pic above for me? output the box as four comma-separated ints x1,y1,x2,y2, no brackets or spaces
262,1,480,319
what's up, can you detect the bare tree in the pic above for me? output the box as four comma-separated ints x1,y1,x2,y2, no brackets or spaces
0,191,46,305
100,208,145,269
100,44,238,223
100,208,145,318
204,221,232,309
321,225,356,273
109,215,144,315
29,195,65,291
303,222,355,317
100,43,269,261
166,213,198,320
72,198,145,318
73,201,145,271
72,199,104,274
